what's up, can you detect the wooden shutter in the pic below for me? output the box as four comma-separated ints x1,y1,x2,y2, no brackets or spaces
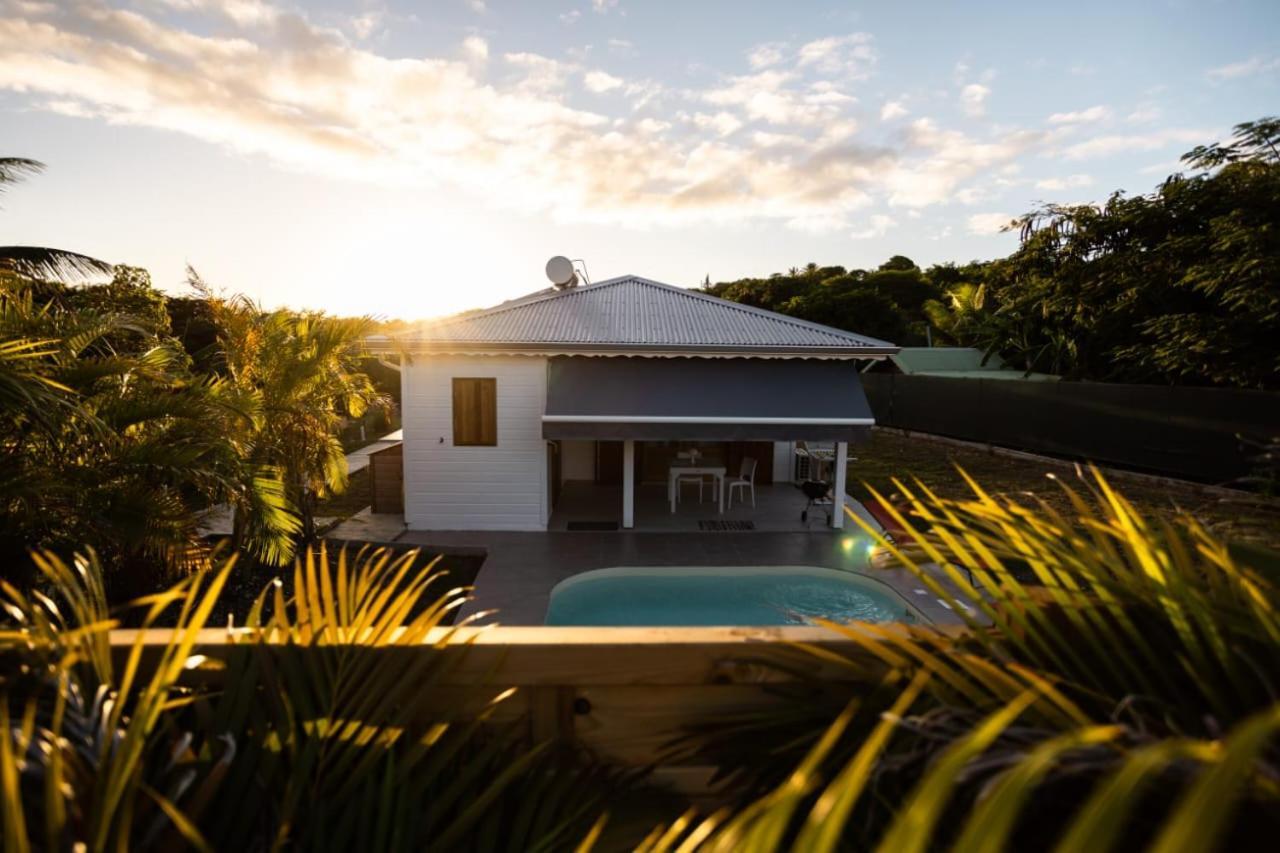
452,377,497,446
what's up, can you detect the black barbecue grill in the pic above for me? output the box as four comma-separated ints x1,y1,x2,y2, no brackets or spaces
799,480,832,524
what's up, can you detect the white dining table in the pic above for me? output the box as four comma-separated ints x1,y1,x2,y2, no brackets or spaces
668,465,726,513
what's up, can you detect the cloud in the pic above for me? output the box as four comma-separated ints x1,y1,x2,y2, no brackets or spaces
1034,173,1093,190
747,42,785,70
882,118,1044,207
1207,56,1280,81
1060,128,1210,160
635,117,669,134
504,51,576,93
349,11,384,41
689,111,743,137
880,100,908,121
702,70,857,127
461,35,488,63
0,0,1079,232
607,38,635,56
795,32,875,78
1126,105,1161,124
1047,105,1110,125
559,9,580,23
967,212,1013,235
591,0,619,14
960,83,989,117
850,213,896,239
583,69,623,93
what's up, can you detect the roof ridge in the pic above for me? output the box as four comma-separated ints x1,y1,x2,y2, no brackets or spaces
402,273,897,351
431,277,630,328
616,275,894,347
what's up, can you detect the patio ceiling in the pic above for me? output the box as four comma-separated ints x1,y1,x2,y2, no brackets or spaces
542,356,874,441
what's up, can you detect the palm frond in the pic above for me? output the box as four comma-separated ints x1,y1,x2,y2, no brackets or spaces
0,247,114,283
0,157,43,188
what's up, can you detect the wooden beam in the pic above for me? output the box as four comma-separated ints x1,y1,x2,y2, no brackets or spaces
102,624,952,784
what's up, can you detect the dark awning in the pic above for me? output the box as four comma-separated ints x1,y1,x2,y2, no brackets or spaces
542,356,875,441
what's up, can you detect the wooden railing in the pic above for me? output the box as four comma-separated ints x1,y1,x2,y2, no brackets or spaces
111,625,885,796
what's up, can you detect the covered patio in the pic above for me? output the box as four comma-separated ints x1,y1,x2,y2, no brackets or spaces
549,480,836,533
543,356,874,530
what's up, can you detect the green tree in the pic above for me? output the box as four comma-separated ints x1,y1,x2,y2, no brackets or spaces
708,259,939,345
0,271,287,592
923,118,1280,386
196,273,388,552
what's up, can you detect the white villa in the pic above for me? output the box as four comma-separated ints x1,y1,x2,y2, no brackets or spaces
368,274,897,532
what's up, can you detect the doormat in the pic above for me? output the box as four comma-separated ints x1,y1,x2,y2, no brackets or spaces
698,520,755,531
566,521,620,531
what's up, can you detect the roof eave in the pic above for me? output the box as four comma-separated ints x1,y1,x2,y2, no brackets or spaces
366,340,899,358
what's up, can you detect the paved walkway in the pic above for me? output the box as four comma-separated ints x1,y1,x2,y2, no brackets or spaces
395,528,972,627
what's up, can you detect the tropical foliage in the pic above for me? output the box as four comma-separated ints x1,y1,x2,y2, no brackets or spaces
190,270,388,555
648,469,1280,850
704,256,937,347
0,545,613,851
0,159,384,587
0,268,284,592
4,474,1277,850
707,118,1280,388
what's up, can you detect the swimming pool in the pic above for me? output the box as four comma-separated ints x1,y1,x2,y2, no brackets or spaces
543,566,922,626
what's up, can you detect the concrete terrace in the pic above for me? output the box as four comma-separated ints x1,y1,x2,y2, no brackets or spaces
392,527,969,627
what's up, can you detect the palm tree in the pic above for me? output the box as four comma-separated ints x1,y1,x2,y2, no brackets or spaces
194,274,387,557
0,158,114,281
0,270,294,590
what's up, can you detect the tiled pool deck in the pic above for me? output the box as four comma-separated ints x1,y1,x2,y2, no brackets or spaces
394,528,975,626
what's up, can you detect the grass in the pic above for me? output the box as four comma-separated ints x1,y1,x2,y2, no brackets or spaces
850,429,1280,551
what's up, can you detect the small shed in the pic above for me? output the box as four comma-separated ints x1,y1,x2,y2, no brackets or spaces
879,347,1059,381
368,443,404,514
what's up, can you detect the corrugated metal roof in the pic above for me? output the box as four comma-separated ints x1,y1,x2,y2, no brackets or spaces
397,275,895,353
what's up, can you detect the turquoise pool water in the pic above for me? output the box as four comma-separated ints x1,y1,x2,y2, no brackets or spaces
544,566,917,626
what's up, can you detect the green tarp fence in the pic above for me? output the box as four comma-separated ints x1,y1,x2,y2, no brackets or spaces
861,374,1280,485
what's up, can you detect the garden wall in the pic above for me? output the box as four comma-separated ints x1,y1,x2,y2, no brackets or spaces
861,374,1280,484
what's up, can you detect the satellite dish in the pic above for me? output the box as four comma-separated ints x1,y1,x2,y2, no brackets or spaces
545,256,578,288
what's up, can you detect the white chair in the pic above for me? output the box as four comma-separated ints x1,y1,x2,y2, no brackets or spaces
676,472,707,504
725,457,757,509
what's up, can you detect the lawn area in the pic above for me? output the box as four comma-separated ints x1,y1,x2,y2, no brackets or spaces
851,429,1280,551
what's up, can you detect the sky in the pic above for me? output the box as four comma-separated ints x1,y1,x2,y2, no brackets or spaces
1,0,1277,320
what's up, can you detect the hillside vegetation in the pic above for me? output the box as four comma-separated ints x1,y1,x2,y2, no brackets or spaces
706,118,1280,389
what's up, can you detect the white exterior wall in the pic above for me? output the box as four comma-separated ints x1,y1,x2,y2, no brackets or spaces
772,441,795,483
401,355,548,530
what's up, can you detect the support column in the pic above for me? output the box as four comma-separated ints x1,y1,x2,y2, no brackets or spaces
622,439,635,529
832,441,848,529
